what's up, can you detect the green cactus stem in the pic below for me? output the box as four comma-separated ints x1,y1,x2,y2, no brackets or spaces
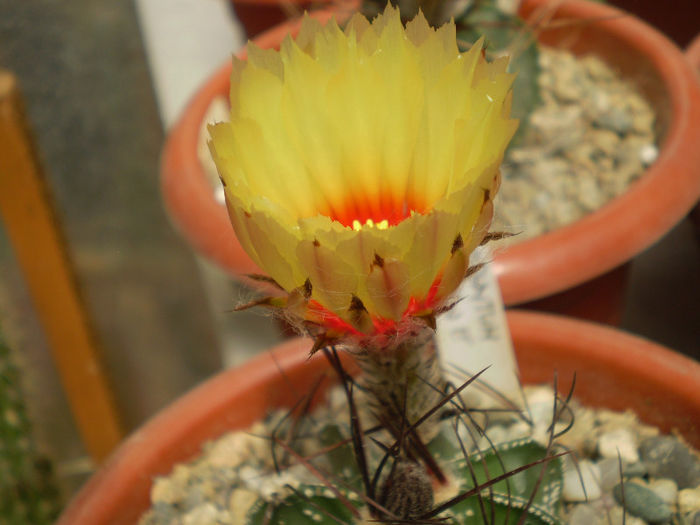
0,325,61,524
246,420,563,525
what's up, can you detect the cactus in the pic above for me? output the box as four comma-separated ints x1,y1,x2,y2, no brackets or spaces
0,326,61,524
224,344,566,525
204,6,564,523
245,442,563,524
242,387,564,524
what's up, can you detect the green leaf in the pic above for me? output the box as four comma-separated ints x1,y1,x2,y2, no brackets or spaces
318,423,363,491
443,438,563,524
427,425,462,461
245,485,360,525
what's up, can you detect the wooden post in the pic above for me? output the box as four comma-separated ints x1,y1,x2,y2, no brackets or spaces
0,71,123,462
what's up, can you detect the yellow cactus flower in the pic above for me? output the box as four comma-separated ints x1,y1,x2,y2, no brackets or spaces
209,5,517,348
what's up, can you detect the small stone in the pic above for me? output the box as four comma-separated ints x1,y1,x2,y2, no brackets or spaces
688,510,700,525
206,427,269,469
640,436,700,489
558,408,597,454
184,482,212,510
144,502,180,524
529,106,585,150
639,143,658,166
590,128,620,157
604,506,648,525
563,459,602,501
495,0,519,15
623,462,649,478
603,168,638,198
566,142,597,170
613,481,673,523
228,488,258,523
151,476,184,505
507,146,544,165
183,503,231,525
679,487,700,514
595,106,634,134
596,458,625,492
547,198,581,227
523,386,558,426
596,409,640,430
582,55,615,81
647,478,678,506
598,428,639,463
576,176,605,212
214,185,225,205
588,90,611,119
616,136,651,168
632,111,655,135
568,503,600,525
552,68,584,102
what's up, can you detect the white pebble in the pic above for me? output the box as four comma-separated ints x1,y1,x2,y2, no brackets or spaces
183,503,230,525
229,489,259,524
648,478,678,506
563,459,602,501
596,458,625,492
598,428,639,463
214,185,226,204
679,487,700,514
207,430,267,468
151,477,183,505
639,143,658,166
605,506,646,525
567,503,599,525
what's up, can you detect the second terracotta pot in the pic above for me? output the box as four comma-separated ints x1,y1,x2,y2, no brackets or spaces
57,310,700,524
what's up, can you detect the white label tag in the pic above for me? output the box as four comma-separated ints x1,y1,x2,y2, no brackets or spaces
436,247,521,404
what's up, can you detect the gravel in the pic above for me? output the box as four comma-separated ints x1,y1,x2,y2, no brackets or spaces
139,385,700,524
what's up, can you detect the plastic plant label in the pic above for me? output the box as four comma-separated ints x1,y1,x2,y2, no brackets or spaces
436,246,521,404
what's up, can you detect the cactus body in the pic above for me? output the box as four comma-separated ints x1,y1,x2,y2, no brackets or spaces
0,327,60,524
244,417,563,525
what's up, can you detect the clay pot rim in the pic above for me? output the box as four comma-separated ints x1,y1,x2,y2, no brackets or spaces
687,32,700,67
160,0,700,301
57,309,700,525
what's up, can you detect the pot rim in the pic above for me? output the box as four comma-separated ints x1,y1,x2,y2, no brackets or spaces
160,0,700,301
57,310,700,525
687,32,700,68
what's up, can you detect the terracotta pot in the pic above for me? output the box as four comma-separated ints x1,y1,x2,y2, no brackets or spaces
607,0,698,48
161,0,700,319
688,34,700,68
231,0,700,46
57,310,700,524
685,34,700,242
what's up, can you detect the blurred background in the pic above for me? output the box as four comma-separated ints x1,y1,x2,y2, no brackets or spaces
0,0,697,515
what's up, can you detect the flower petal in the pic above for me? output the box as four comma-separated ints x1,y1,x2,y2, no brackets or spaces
366,256,411,321
296,238,358,319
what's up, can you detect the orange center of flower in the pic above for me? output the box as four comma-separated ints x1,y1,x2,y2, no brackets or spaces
329,193,427,229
